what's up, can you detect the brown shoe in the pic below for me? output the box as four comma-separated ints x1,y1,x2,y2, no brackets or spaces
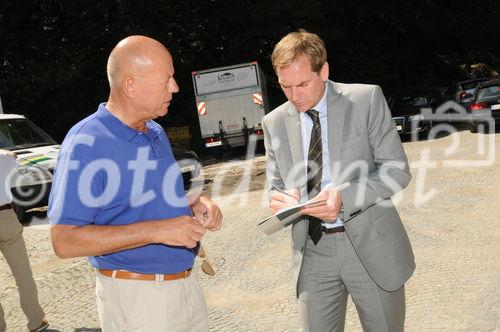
30,320,49,332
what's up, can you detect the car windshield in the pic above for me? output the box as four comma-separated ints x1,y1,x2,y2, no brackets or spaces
461,81,480,90
475,85,500,101
392,95,428,108
460,78,490,90
0,119,57,150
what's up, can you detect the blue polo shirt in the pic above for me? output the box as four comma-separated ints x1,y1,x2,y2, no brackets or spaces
48,103,194,274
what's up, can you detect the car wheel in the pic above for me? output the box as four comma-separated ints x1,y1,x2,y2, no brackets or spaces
419,124,433,140
469,122,477,133
11,203,32,224
469,122,491,133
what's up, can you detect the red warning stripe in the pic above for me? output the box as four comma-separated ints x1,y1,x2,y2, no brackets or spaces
253,93,263,106
197,101,207,115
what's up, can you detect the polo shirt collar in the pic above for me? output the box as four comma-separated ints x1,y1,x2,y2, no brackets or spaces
96,103,160,142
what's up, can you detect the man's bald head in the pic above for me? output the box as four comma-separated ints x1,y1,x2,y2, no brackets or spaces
106,35,172,89
105,35,179,126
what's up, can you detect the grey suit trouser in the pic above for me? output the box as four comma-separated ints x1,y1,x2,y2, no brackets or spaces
298,232,405,332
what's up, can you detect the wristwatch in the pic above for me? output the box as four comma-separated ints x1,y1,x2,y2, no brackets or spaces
338,205,344,221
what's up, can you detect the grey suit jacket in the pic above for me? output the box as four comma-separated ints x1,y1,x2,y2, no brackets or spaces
262,80,415,293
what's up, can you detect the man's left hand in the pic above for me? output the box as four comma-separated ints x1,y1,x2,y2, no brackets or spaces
188,195,223,231
300,188,342,222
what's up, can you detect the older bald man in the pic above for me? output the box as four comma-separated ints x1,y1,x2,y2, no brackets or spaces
48,36,222,331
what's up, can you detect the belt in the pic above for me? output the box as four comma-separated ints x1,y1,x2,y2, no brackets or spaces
321,226,345,234
98,268,192,281
0,204,12,211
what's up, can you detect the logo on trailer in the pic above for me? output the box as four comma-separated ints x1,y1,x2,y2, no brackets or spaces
218,72,234,83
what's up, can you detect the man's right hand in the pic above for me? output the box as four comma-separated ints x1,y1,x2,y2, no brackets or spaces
51,216,208,259
270,189,300,214
153,216,207,248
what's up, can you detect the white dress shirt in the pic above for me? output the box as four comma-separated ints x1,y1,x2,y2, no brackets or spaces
300,83,342,228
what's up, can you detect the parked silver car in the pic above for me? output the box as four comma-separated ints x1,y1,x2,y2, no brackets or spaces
444,78,491,107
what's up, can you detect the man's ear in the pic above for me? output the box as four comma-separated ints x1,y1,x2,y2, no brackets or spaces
122,76,136,98
320,62,329,82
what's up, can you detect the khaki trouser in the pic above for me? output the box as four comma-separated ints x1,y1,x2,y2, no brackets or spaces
0,210,45,332
96,270,209,331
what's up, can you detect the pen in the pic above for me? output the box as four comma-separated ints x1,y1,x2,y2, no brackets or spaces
272,182,351,200
271,184,295,198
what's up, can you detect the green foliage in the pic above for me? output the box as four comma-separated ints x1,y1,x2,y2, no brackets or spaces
0,0,498,147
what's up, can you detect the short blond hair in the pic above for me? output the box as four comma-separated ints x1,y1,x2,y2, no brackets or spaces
271,29,327,73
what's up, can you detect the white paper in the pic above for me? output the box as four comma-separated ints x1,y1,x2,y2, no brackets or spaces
257,182,351,235
257,200,326,235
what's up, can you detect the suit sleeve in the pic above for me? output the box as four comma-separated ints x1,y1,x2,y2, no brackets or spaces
340,85,412,220
262,116,285,201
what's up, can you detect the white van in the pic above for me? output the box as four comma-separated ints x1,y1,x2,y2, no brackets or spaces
0,114,59,223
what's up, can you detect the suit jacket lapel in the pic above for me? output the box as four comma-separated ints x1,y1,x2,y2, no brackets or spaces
285,105,304,168
327,81,347,182
285,105,308,199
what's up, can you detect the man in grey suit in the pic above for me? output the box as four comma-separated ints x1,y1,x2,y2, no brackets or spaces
262,30,415,331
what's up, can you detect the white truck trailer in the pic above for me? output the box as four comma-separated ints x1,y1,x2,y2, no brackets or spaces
192,62,269,152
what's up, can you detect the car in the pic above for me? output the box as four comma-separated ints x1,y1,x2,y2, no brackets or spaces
443,78,491,107
0,114,202,224
0,114,59,223
388,89,442,136
467,78,500,133
171,146,202,192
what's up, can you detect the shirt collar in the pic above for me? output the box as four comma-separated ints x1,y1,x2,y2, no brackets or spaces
312,82,328,115
300,82,328,121
95,103,160,142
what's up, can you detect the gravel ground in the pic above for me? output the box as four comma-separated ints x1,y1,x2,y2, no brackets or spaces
0,129,499,331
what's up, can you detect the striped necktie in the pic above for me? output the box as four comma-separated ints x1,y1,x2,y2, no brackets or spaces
306,109,323,245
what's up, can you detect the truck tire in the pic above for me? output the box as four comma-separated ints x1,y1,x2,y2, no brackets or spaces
256,140,266,154
11,203,32,224
212,146,224,160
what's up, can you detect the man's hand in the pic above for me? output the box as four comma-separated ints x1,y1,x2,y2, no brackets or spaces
153,215,207,248
270,188,300,214
51,215,208,258
188,195,222,231
301,188,342,222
